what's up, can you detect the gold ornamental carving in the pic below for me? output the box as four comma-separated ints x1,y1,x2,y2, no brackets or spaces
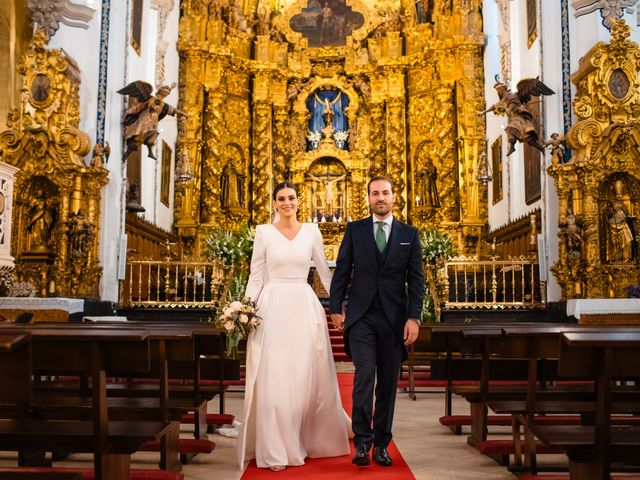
0,30,109,297
175,0,487,258
549,20,640,299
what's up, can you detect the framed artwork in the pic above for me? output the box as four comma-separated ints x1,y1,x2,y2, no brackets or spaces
491,137,503,205
526,0,537,48
131,0,143,55
524,98,542,205
289,0,364,47
160,141,171,207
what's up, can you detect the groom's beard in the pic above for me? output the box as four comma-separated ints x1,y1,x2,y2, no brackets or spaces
371,202,392,216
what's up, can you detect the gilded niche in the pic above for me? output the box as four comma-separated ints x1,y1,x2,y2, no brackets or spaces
175,0,487,258
0,30,108,297
549,20,640,299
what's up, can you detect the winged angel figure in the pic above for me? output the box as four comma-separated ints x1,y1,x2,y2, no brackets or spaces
117,81,186,160
480,77,554,156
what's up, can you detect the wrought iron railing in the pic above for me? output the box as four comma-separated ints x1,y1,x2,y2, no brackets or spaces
121,259,233,309
443,254,543,309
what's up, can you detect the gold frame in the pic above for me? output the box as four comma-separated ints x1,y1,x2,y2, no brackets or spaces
130,0,143,55
526,0,538,48
491,136,503,205
160,140,171,207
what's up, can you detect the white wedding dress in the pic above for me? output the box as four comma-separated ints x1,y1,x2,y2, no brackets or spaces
237,223,350,469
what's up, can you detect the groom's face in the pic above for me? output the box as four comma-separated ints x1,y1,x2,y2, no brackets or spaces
368,179,395,217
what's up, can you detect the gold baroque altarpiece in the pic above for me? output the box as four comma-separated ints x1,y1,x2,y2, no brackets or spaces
548,20,640,299
174,0,487,259
0,30,109,298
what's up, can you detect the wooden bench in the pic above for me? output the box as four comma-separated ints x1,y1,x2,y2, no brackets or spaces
0,326,172,480
531,332,640,479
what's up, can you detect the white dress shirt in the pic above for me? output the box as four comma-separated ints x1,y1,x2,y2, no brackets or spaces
372,214,393,242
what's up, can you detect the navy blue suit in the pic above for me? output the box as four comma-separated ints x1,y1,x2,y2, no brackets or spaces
330,216,424,449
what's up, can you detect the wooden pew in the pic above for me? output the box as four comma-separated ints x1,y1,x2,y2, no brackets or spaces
532,332,640,480
0,326,171,480
489,325,640,473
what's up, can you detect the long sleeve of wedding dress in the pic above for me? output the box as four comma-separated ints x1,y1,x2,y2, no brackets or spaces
311,224,332,293
244,225,266,302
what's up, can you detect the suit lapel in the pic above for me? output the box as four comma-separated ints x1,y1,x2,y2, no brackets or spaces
359,216,378,271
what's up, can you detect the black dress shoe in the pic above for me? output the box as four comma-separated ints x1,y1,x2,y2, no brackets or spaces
372,446,393,466
352,444,371,466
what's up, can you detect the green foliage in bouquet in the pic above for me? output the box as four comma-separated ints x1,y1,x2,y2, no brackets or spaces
203,225,254,267
420,227,453,265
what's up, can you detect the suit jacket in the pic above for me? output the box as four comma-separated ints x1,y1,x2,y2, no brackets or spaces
329,216,424,356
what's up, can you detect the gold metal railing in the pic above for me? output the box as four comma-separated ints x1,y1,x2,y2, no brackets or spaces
443,254,543,309
120,259,233,309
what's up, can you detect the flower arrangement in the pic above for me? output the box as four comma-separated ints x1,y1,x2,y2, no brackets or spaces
333,130,349,149
203,225,254,267
420,227,453,265
9,281,36,298
306,131,322,149
0,269,14,296
215,297,261,359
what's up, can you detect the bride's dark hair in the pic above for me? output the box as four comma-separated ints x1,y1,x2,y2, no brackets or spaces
273,181,298,199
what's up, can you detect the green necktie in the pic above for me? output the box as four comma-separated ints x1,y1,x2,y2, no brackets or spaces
375,221,387,253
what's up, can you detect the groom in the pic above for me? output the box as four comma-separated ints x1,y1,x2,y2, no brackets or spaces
330,176,424,467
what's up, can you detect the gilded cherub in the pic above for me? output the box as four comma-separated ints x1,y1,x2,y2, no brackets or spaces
543,133,566,166
479,76,554,156
117,81,186,160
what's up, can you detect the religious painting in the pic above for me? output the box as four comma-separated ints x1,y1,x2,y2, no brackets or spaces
414,0,434,24
524,98,541,205
290,0,364,47
492,137,503,205
160,141,171,207
526,0,537,48
608,68,630,99
130,0,143,55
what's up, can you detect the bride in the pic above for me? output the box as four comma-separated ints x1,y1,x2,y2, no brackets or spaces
237,181,351,471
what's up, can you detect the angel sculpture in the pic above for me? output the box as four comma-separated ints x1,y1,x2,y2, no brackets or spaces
479,77,554,156
117,81,186,160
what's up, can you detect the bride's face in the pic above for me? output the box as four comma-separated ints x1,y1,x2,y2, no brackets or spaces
274,187,299,218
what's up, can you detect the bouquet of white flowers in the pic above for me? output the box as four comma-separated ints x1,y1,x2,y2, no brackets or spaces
216,298,261,359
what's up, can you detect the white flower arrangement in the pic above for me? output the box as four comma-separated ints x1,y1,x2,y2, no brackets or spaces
215,297,261,358
307,130,322,149
333,130,349,149
420,227,453,265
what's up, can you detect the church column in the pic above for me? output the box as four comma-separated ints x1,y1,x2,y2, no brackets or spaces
202,89,226,225
272,105,289,183
368,102,386,178
386,92,407,221
252,73,273,225
176,50,206,229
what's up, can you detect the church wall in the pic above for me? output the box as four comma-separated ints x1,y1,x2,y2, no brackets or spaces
46,5,124,302
44,0,180,302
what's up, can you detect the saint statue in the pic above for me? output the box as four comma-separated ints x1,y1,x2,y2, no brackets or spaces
417,159,440,208
117,81,187,160
26,188,55,252
605,180,636,263
479,77,554,156
221,162,246,209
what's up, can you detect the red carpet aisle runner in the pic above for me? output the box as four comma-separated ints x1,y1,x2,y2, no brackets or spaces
240,373,415,479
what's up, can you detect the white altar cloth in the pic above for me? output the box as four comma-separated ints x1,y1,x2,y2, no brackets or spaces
566,298,640,319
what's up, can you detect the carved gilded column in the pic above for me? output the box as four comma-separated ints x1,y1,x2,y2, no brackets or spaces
252,101,273,224
202,89,226,224
386,97,407,221
368,102,386,178
273,105,289,183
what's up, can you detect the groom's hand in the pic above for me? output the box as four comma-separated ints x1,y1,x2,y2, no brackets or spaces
403,319,420,345
331,313,344,331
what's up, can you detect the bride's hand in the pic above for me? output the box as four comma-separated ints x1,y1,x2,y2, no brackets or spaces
330,313,344,331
